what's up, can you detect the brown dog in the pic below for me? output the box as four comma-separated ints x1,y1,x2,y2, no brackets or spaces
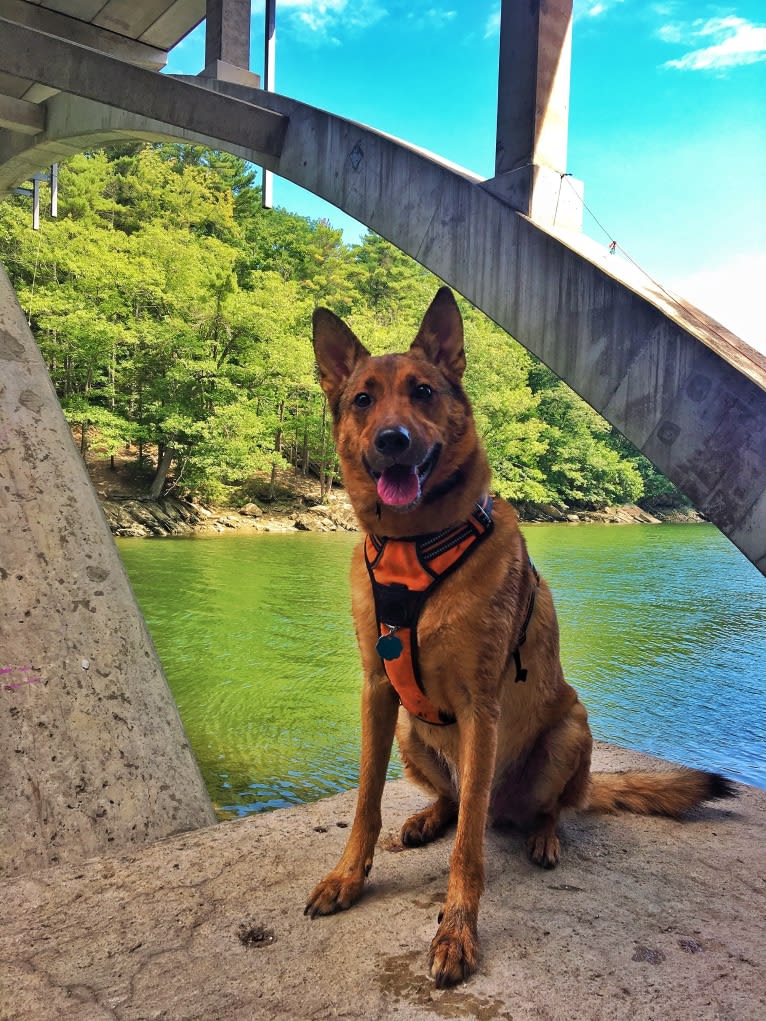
305,287,735,987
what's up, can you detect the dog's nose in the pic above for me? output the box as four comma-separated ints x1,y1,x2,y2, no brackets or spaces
375,426,411,458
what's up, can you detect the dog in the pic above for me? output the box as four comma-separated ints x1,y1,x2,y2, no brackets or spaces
305,286,735,987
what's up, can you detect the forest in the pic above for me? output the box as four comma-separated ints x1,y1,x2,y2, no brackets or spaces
0,144,679,511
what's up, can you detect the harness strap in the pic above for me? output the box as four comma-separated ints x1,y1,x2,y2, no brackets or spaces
365,497,494,725
365,500,541,724
511,561,540,683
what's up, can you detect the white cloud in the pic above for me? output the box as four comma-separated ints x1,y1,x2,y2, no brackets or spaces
575,0,624,20
670,253,766,354
662,15,766,71
656,23,683,44
406,8,457,30
484,4,500,40
278,0,387,42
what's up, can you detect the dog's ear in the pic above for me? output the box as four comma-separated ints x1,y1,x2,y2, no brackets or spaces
312,308,370,404
410,287,466,380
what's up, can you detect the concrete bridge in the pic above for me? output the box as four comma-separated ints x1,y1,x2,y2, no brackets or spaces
1,0,765,879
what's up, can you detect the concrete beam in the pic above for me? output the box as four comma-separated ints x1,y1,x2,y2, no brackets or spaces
0,93,44,134
138,0,206,51
0,0,169,71
90,0,169,38
0,264,216,876
0,19,287,156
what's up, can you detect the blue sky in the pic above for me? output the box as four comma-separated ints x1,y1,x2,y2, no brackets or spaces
167,1,765,351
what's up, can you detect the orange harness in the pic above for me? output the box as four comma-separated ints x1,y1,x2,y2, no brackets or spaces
364,497,498,726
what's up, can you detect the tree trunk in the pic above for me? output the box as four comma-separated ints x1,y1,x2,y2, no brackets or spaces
149,446,175,500
319,396,328,501
292,398,300,466
268,400,286,501
274,399,285,454
301,395,312,475
301,422,310,476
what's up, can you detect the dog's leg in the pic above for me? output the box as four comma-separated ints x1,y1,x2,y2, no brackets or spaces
402,795,457,848
525,812,563,869
528,701,591,868
305,674,399,917
428,705,498,988
397,720,457,847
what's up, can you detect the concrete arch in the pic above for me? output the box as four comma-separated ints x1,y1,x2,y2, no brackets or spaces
0,95,280,196
4,82,763,573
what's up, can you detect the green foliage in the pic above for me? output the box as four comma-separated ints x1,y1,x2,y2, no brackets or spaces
0,143,664,508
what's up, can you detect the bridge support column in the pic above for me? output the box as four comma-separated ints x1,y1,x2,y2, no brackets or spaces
201,0,261,88
0,266,216,876
486,0,582,229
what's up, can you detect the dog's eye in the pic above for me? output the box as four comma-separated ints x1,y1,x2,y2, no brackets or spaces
353,392,372,409
412,383,433,401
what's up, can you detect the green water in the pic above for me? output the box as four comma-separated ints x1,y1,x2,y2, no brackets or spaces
116,524,766,818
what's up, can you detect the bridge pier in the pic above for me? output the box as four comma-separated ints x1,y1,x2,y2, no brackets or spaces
0,266,216,876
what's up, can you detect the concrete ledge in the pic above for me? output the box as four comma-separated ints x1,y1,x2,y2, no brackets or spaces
1,743,763,1021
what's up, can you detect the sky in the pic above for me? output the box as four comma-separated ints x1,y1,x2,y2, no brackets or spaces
166,0,766,352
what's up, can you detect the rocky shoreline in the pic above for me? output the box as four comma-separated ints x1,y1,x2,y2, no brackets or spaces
101,490,704,539
101,493,358,538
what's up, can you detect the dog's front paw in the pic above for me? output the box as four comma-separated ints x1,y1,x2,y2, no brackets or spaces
428,907,480,987
304,871,364,918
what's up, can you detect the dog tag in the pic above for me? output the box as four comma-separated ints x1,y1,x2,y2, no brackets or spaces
376,628,403,660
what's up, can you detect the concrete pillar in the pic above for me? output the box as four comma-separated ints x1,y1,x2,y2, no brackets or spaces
0,265,216,876
201,0,261,87
486,0,582,228
205,0,250,69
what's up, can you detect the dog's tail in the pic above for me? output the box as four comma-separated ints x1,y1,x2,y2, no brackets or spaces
585,768,737,817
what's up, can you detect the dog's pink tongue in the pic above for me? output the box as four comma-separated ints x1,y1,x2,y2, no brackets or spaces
377,466,419,506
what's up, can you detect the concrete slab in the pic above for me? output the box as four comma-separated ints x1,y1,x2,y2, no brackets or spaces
1,743,763,1021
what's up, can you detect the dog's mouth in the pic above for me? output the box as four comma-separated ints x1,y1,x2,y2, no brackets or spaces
365,445,441,510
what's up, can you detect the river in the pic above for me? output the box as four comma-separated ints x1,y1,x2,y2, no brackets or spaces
116,523,766,819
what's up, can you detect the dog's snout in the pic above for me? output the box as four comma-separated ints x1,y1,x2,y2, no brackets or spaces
375,426,411,458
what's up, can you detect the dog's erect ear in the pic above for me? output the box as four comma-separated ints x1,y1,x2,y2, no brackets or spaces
312,308,370,404
410,287,466,380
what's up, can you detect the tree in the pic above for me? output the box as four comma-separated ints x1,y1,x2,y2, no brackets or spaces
0,142,662,511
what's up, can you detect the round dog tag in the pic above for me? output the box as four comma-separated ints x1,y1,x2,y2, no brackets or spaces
376,632,403,660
